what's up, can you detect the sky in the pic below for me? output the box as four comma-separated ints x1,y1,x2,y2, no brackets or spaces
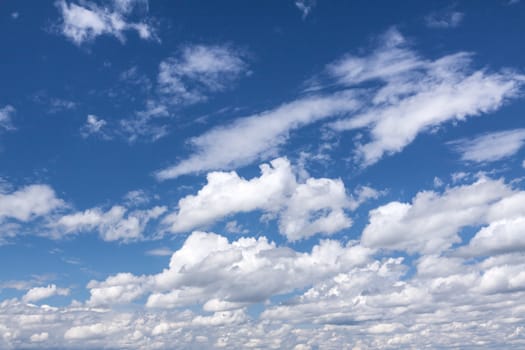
1,0,525,349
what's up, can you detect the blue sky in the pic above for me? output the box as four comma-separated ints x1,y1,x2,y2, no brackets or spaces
1,0,525,348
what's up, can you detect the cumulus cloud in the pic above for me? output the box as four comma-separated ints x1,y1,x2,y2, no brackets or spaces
162,157,361,241
55,205,166,242
361,176,525,254
22,284,69,303
86,230,372,308
0,184,64,222
55,0,154,45
3,231,525,348
450,128,525,162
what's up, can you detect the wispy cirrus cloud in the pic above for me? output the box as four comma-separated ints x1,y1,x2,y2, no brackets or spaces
157,44,249,105
0,105,15,131
157,29,524,178
425,10,464,29
449,128,525,163
156,91,360,179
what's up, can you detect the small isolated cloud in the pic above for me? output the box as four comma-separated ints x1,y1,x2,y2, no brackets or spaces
0,105,15,131
295,0,316,18
81,114,108,138
11,12,19,20
450,128,525,163
49,98,76,113
55,0,155,46
22,284,69,303
425,10,464,29
157,44,249,105
145,247,173,256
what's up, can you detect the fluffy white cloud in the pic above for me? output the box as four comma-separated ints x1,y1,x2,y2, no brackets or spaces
55,205,166,242
330,30,523,166
361,177,520,254
86,231,372,308
0,105,15,131
22,284,69,303
459,217,525,257
450,128,525,162
0,184,64,222
56,0,154,45
163,157,358,241
279,177,352,241
2,227,525,348
156,91,360,179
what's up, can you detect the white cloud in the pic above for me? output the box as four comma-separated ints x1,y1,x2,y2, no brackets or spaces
55,205,166,242
22,284,69,303
145,247,173,256
162,157,357,241
279,177,352,241
157,44,249,105
425,10,464,28
156,91,360,179
329,30,523,165
0,184,64,222
158,29,523,176
56,0,154,46
295,0,316,18
459,217,525,257
450,128,525,162
30,332,49,342
86,230,372,307
2,230,525,348
361,177,518,254
81,114,108,138
0,105,15,131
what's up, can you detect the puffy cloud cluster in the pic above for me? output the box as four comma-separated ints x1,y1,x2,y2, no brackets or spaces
362,176,525,255
23,284,70,303
55,205,166,242
163,157,367,241
86,230,372,308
